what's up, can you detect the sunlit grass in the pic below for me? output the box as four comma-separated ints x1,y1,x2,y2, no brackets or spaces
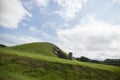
0,47,120,73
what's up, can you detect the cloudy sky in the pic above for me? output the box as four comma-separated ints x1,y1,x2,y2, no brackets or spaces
0,0,120,60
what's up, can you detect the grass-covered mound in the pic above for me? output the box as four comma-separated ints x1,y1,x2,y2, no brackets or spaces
7,42,60,57
0,42,120,80
3,42,68,59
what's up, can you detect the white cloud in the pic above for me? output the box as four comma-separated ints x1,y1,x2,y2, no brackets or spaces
29,26,41,32
112,0,120,3
0,33,41,46
59,23,71,29
0,0,32,29
23,0,49,10
54,0,87,20
23,0,87,20
35,0,49,7
57,14,120,60
23,0,34,10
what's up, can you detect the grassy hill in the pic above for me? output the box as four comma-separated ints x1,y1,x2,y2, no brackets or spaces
7,42,57,57
0,42,120,80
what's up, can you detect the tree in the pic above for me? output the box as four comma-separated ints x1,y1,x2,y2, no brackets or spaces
76,56,91,62
0,44,7,47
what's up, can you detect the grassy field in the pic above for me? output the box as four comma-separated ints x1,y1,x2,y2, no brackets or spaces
0,42,120,80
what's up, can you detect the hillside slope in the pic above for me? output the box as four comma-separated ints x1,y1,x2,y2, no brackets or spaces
6,42,67,58
0,42,120,80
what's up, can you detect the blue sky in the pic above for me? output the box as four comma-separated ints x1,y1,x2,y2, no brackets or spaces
0,0,120,60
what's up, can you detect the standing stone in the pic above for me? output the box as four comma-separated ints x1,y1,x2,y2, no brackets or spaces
68,52,72,60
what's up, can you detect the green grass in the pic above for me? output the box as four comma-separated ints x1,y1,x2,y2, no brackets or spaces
8,42,57,57
0,42,120,80
0,53,120,80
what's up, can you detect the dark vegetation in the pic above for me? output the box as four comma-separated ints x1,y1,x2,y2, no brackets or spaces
0,44,7,47
103,59,120,66
76,56,120,66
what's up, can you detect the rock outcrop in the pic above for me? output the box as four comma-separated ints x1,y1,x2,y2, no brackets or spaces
52,46,68,59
